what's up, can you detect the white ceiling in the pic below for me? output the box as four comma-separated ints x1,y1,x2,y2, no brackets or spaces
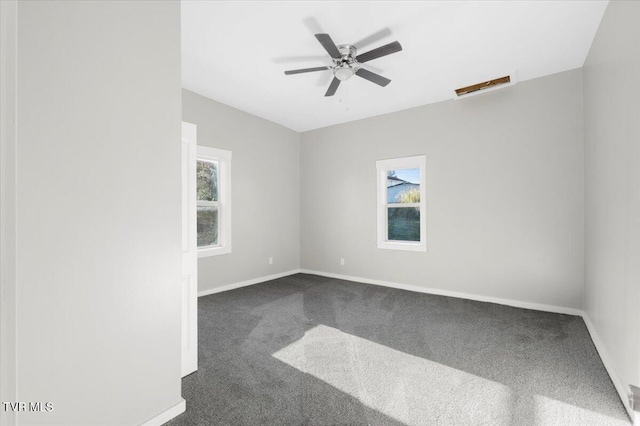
182,1,608,132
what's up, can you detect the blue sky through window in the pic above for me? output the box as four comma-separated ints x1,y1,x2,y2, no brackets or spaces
394,168,420,184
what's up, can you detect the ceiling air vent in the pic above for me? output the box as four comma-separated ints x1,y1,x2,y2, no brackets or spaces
454,73,516,99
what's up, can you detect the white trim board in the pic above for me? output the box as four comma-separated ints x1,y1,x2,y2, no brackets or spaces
139,399,185,426
198,269,302,297
582,314,635,422
199,267,582,316
299,269,583,316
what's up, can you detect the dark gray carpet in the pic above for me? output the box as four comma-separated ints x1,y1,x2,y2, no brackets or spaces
167,273,631,426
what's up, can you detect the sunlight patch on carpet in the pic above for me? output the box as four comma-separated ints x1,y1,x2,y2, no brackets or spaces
534,395,630,425
272,325,514,425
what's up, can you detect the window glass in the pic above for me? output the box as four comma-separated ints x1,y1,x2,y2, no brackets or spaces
387,168,420,203
197,205,218,247
197,160,218,202
387,207,420,241
197,159,219,248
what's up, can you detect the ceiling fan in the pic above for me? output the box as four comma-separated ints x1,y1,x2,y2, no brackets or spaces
284,33,402,97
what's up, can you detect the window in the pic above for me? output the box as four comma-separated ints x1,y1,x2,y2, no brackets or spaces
197,146,231,257
376,155,426,251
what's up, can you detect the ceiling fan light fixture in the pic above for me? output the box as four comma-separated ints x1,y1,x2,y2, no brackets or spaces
334,65,355,81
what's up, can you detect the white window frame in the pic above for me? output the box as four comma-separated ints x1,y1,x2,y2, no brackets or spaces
197,145,232,258
376,155,427,252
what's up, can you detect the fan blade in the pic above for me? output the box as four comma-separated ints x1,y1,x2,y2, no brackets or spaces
356,41,402,63
315,33,342,59
353,28,392,50
284,66,330,75
355,68,391,87
325,77,340,97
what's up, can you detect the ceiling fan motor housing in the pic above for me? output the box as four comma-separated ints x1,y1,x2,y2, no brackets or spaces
333,44,359,81
338,44,357,59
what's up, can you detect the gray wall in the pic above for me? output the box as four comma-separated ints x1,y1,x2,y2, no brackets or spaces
301,69,585,309
1,2,18,425
14,1,183,424
584,0,640,405
183,90,300,293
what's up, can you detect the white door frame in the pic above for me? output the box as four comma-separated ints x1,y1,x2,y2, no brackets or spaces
181,121,198,377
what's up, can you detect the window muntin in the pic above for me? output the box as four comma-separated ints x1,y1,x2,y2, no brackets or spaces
376,156,426,251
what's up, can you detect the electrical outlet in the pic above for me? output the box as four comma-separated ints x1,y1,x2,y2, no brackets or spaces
268,257,273,265
340,258,345,266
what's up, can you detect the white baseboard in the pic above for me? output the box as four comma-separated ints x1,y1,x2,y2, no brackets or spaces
139,398,185,426
582,314,634,421
299,269,583,316
198,269,302,297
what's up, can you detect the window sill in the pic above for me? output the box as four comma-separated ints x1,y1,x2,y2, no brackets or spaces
198,246,231,258
377,241,426,252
